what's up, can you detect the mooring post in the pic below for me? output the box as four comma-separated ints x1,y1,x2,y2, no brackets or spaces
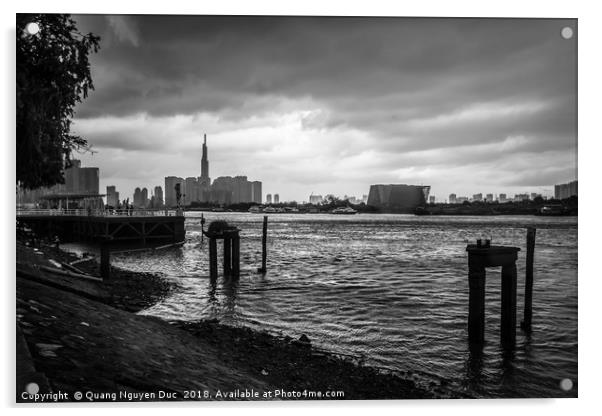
100,243,110,280
258,215,268,273
466,244,520,349
522,227,536,332
468,261,486,345
223,233,232,276
209,237,218,281
200,214,206,245
501,263,518,349
231,231,240,279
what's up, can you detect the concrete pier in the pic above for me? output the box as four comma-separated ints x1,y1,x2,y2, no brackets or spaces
466,244,520,349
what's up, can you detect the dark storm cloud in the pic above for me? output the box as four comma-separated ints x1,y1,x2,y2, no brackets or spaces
70,15,576,200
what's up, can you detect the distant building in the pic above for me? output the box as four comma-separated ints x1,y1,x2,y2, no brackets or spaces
274,194,280,204
514,193,530,202
165,176,185,207
499,193,508,203
309,194,323,205
266,194,272,204
251,181,262,204
185,177,200,205
448,193,457,204
141,188,149,208
554,180,578,199
64,159,99,195
362,194,368,204
485,193,494,203
456,196,469,204
472,193,483,202
367,184,430,213
106,186,119,207
133,187,142,207
154,186,164,207
429,196,436,204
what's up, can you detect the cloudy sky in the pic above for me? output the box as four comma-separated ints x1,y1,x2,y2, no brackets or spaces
70,15,577,202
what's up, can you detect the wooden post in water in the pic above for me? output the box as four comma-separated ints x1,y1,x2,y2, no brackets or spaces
100,243,110,280
500,263,518,349
467,261,486,345
231,231,240,279
223,234,232,276
209,237,218,281
258,215,268,273
521,227,536,332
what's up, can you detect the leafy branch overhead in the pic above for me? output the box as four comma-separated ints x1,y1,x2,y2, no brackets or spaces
16,14,100,189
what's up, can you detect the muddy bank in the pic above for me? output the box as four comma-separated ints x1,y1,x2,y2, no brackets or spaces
17,235,177,312
171,320,446,399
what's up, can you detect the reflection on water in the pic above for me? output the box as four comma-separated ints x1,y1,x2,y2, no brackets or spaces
66,212,578,398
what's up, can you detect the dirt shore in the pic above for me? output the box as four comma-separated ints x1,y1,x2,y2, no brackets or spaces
16,237,444,401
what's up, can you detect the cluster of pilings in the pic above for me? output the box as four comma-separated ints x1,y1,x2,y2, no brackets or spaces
465,227,536,350
204,215,269,282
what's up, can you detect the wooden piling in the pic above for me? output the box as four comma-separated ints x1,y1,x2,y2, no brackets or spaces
500,263,518,349
232,232,240,278
258,216,268,273
209,237,218,281
223,235,232,276
522,227,536,332
468,262,486,344
100,244,110,280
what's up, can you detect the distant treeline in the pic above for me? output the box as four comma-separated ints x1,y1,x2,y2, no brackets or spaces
186,196,379,213
422,195,578,216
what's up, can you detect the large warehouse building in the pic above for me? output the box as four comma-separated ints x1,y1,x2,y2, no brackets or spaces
367,184,431,213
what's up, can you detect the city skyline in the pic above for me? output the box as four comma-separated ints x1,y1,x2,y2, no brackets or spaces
69,16,576,202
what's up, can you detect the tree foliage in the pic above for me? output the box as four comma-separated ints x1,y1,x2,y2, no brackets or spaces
16,14,100,189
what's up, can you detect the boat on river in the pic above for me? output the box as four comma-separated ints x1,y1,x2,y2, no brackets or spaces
331,207,358,215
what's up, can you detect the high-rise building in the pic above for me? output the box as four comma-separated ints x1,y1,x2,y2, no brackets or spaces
154,186,164,207
486,193,494,202
106,186,119,207
133,187,142,207
165,176,185,207
251,181,262,204
266,194,272,204
449,193,457,204
199,134,211,196
499,193,507,203
274,194,280,204
472,193,483,202
429,196,436,204
554,180,578,200
64,159,99,194
141,188,149,208
185,177,200,205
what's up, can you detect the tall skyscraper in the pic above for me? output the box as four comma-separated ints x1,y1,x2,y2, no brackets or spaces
199,134,210,184
266,194,272,204
274,194,280,204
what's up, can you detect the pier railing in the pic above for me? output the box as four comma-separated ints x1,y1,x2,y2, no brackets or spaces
16,208,183,217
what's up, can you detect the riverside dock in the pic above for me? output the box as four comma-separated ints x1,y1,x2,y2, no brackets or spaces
16,209,186,246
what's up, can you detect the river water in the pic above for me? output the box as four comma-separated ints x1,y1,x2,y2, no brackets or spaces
75,213,579,398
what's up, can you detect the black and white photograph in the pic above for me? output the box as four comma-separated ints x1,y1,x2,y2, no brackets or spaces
13,10,579,403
